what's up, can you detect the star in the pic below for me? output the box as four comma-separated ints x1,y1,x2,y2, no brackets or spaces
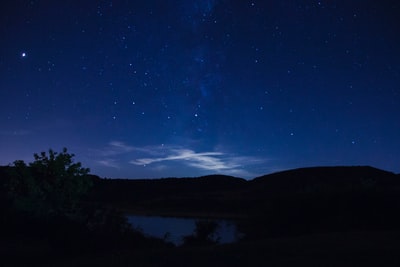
1,0,399,179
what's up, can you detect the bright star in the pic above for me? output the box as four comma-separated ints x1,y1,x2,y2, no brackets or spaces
21,52,27,58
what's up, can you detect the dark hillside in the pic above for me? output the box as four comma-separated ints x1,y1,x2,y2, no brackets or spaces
89,175,247,217
249,166,398,196
4,164,400,235
2,164,400,265
240,166,400,238
87,166,400,216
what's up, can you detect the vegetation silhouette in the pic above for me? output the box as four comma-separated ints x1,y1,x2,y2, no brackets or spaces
87,166,400,241
239,166,400,239
89,174,247,217
2,151,400,266
0,148,170,265
182,220,220,246
5,148,91,219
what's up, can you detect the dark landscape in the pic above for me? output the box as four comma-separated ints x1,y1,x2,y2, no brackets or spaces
2,1,400,266
1,149,400,266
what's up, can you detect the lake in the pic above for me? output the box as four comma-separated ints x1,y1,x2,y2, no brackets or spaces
126,215,240,245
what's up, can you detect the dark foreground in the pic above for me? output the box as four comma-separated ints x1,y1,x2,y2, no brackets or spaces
2,230,400,266
2,165,400,266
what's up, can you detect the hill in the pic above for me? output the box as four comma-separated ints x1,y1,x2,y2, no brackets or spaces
239,166,400,238
3,164,400,231
88,174,247,217
86,166,400,220
3,164,400,265
248,166,399,196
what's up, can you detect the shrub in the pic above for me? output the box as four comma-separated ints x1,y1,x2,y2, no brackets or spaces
182,220,220,246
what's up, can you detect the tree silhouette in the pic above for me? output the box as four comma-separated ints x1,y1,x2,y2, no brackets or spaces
7,148,92,219
182,220,220,246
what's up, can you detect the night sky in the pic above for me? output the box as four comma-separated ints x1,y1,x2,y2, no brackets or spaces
1,0,399,179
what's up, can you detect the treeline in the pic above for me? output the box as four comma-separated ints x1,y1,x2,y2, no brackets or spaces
0,149,170,265
88,175,247,216
3,149,400,266
2,151,400,244
87,166,400,239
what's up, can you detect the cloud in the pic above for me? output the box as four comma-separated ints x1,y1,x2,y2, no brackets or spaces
109,141,135,152
97,159,120,169
100,141,134,156
98,141,155,157
93,141,267,178
91,141,166,168
131,149,226,170
130,148,263,175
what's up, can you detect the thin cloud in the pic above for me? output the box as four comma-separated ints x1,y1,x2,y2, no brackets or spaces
92,141,167,168
99,141,152,157
100,141,135,156
94,141,267,178
131,148,260,173
97,159,120,169
132,149,222,165
109,141,135,152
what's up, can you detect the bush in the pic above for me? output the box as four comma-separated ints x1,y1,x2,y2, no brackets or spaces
182,220,220,246
6,148,92,219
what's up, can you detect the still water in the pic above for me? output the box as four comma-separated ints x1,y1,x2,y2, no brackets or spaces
126,215,239,245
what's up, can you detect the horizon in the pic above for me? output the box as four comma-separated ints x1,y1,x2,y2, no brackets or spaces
91,164,400,180
1,159,398,180
1,1,399,179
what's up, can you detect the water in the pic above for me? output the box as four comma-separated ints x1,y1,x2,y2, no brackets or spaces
126,215,239,245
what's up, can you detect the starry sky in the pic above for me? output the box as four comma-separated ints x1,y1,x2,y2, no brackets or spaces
1,0,399,179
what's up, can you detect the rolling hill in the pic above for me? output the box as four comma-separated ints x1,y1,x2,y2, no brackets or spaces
85,166,400,221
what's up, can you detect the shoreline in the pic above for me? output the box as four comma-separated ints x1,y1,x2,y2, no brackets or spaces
119,207,248,220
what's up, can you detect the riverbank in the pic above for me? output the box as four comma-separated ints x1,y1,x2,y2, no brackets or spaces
13,230,400,267
120,206,248,220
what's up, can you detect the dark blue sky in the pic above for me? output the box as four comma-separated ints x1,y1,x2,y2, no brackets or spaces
1,0,399,178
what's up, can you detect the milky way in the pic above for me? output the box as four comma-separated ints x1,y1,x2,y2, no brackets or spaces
1,0,399,178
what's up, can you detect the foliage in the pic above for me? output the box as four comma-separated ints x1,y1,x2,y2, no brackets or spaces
84,204,133,236
6,148,92,219
1,149,174,262
182,220,220,246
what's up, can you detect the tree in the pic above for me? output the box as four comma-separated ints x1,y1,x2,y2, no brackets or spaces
182,220,220,246
3,149,162,253
7,148,92,219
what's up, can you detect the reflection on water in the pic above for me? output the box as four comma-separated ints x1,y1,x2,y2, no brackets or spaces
126,215,239,245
